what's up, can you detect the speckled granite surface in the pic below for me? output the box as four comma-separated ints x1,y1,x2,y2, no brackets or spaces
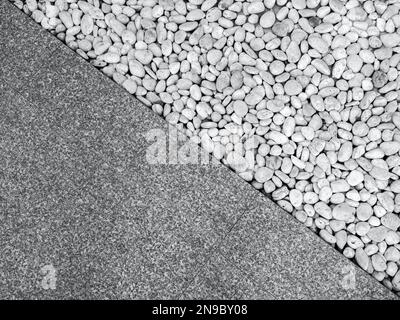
0,0,397,299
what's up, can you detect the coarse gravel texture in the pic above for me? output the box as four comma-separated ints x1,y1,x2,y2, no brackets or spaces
8,0,400,295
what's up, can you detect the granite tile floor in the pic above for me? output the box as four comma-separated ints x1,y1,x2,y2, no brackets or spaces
0,0,397,299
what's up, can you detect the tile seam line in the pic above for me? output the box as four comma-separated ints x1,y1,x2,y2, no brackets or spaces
177,207,281,300
218,203,399,300
176,217,246,299
186,192,399,300
207,176,400,298
5,1,398,299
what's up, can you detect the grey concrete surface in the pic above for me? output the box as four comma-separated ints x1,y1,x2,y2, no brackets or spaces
0,0,397,299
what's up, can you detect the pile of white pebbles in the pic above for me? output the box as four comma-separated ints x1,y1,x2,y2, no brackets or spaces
12,0,400,294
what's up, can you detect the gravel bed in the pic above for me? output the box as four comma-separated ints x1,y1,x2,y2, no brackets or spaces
10,0,400,295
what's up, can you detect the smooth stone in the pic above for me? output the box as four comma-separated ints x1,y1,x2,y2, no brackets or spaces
289,189,303,208
347,54,363,73
269,131,289,144
259,11,275,28
352,121,369,137
355,248,370,271
284,80,302,96
347,7,367,21
381,33,400,48
254,167,274,183
338,141,353,162
381,213,400,231
186,9,205,21
320,229,336,244
248,1,265,14
367,226,390,242
370,166,391,181
335,230,347,249
216,72,230,92
135,50,153,65
380,141,400,156
59,11,73,28
377,192,395,212
109,18,125,36
122,30,137,45
371,253,387,272
393,270,400,291
314,202,332,219
357,203,373,221
331,180,350,193
101,52,120,63
245,86,265,105
272,21,290,37
129,60,145,77
287,41,301,63
372,70,388,88
231,71,244,89
207,49,223,65
385,247,400,262
122,78,137,94
80,14,94,35
346,170,364,186
308,35,329,54
233,100,249,118
390,180,400,193
332,203,355,221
